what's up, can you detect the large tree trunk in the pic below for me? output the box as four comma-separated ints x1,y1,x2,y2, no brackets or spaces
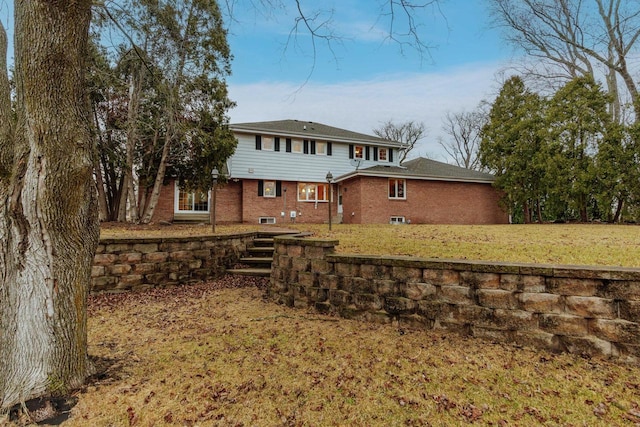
0,1,98,409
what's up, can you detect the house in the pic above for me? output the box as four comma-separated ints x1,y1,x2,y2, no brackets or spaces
151,119,508,225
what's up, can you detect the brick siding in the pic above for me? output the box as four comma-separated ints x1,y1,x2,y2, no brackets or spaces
340,176,508,224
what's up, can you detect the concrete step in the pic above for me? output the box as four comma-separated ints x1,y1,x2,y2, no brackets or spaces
227,268,271,277
247,246,275,255
240,257,273,268
253,237,275,247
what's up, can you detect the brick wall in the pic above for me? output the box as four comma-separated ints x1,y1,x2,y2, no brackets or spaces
217,180,243,223
242,179,338,225
92,233,253,293
269,236,640,363
340,176,508,224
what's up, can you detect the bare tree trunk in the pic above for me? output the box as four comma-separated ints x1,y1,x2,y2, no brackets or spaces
92,106,109,221
0,1,98,409
613,197,624,223
140,132,172,224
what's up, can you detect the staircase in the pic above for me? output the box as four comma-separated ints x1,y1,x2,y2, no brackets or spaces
228,230,295,277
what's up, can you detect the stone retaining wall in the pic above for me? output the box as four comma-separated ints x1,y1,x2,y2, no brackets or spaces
92,233,254,293
269,235,640,363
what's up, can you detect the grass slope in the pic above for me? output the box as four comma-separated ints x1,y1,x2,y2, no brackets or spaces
101,223,640,268
62,278,640,426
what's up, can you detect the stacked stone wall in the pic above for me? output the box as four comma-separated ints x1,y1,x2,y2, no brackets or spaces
269,236,640,363
92,233,253,293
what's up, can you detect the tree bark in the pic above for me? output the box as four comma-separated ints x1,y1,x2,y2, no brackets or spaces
0,1,98,409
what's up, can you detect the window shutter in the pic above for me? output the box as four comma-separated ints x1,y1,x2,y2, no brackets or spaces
373,147,378,161
365,146,370,160
389,149,394,163
286,138,292,152
255,135,262,150
274,137,280,152
258,180,264,196
276,181,282,197
303,140,309,154
327,142,332,156
349,144,354,159
310,140,316,155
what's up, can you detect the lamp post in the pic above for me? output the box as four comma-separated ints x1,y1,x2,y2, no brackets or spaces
211,167,219,233
326,171,333,231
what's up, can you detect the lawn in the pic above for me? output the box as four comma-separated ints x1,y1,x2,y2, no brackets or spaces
102,222,640,268
45,222,639,426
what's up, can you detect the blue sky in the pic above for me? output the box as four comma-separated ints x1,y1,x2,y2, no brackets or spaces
0,0,515,162
225,0,515,160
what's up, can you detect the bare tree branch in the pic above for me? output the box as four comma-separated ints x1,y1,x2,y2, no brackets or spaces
439,105,487,171
373,119,426,163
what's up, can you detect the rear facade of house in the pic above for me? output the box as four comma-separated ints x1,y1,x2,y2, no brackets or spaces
150,120,508,225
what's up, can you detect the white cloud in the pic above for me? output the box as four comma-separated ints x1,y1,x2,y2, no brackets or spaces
228,61,507,162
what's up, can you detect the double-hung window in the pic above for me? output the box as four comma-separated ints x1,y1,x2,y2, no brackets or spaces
354,145,364,159
316,142,327,155
389,179,406,200
292,139,303,153
262,136,274,151
263,181,276,198
298,183,329,202
379,148,388,161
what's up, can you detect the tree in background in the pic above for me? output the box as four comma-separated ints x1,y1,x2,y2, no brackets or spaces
545,76,613,222
91,0,237,224
480,76,548,223
373,120,427,163
438,104,487,170
0,1,98,409
487,0,640,121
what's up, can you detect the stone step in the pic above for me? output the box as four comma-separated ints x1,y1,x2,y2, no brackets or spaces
253,237,275,247
227,268,271,277
240,257,273,268
247,246,275,255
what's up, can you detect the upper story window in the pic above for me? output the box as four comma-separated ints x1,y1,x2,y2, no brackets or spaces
292,139,303,153
298,183,329,202
354,145,364,159
262,136,274,151
316,142,327,155
389,178,406,200
379,148,388,161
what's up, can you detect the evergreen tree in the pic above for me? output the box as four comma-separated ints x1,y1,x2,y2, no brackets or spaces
479,76,548,223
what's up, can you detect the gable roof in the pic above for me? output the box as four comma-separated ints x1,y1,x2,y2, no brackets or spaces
336,157,495,184
230,119,404,147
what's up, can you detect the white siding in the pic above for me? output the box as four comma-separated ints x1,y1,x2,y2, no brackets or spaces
228,133,400,182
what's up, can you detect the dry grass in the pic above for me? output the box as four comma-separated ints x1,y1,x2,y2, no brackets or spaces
59,278,640,426
52,222,640,425
101,222,640,268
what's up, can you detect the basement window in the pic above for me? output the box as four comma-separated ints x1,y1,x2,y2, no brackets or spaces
390,216,406,224
259,217,276,224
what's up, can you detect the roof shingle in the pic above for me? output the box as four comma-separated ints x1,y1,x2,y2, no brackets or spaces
230,119,402,146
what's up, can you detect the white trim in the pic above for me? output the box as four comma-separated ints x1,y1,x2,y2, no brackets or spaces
297,182,329,202
292,139,303,153
334,170,494,184
230,127,404,148
174,182,211,213
263,180,276,198
261,136,274,151
388,178,407,200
